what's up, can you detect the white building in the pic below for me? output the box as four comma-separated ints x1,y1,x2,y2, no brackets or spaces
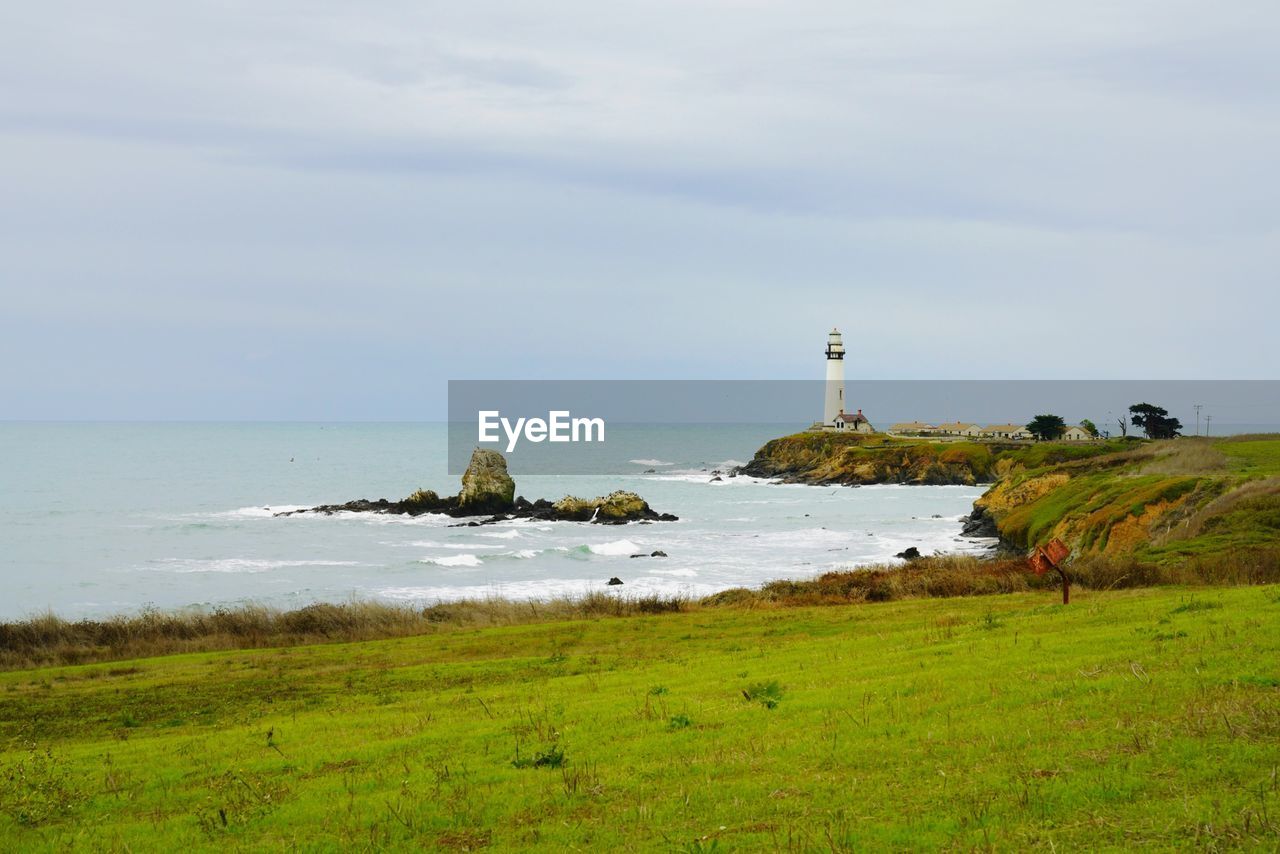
981,424,1032,440
934,421,983,437
890,421,937,435
823,328,845,426
1062,425,1095,441
817,328,874,432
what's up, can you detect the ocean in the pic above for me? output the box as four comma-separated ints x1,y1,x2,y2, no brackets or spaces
0,422,999,620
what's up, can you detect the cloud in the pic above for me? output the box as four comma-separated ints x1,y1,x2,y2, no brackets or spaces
0,1,1277,417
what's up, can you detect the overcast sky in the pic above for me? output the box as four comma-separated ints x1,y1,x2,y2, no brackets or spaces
2,1,1277,419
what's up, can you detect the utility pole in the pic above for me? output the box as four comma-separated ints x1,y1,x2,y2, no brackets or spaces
1194,404,1203,437
1205,414,1213,436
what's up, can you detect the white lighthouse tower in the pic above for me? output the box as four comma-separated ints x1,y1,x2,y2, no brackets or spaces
824,328,845,426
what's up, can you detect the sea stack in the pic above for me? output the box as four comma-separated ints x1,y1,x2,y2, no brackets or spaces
457,448,516,513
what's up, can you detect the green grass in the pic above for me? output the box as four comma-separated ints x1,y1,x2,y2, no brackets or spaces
3,586,1278,850
1219,436,1280,475
998,438,1132,469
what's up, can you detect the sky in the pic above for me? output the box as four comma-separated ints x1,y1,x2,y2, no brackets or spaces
1,1,1277,419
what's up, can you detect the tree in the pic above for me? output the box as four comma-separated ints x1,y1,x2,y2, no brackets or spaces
1026,414,1066,441
1080,419,1099,438
1116,414,1129,437
1129,403,1182,439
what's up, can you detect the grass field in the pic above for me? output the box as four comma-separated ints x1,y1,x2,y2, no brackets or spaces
3,585,1278,850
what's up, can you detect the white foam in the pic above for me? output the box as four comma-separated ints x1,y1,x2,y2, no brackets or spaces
478,529,522,539
215,505,310,519
151,558,366,574
418,554,483,567
587,539,641,556
375,577,724,603
630,459,674,466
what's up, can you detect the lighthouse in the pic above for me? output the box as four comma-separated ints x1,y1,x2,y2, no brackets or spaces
824,328,845,425
817,328,874,433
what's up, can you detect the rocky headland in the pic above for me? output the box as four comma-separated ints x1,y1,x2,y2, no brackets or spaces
742,430,1280,565
737,432,1017,486
279,448,677,525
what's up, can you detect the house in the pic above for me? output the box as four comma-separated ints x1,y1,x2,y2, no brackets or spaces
832,409,875,433
1062,425,1095,441
889,421,936,435
981,424,1032,440
934,421,983,437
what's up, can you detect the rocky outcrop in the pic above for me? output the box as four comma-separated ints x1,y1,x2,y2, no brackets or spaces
457,449,515,513
737,433,1008,486
454,493,676,526
551,491,670,523
278,450,675,525
960,505,998,539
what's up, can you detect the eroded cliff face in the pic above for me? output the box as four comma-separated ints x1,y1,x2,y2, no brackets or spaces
969,439,1280,562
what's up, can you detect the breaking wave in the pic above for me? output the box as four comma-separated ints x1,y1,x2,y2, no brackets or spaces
418,554,483,567
150,558,367,574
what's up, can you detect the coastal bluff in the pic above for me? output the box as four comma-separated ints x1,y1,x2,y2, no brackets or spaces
280,448,677,525
742,431,1280,565
737,432,1019,485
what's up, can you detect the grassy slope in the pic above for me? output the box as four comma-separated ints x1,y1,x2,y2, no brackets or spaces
981,436,1280,562
3,586,1279,850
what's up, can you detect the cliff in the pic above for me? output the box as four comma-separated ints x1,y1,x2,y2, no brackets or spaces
738,432,1121,486
741,431,1280,562
974,435,1280,562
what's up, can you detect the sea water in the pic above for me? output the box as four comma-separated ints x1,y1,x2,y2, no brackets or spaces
0,423,993,619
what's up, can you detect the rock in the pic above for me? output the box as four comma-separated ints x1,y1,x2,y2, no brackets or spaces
709,476,723,482
279,453,676,524
960,505,998,538
457,448,516,514
895,546,922,560
402,489,448,513
650,550,667,557
607,577,624,585
553,491,676,524
644,468,656,474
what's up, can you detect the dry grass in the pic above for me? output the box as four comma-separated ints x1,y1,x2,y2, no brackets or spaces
1139,438,1230,475
1153,476,1280,544
1070,547,1280,589
704,555,1038,607
0,595,688,671
4,550,1279,671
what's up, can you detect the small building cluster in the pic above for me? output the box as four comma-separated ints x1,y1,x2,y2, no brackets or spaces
887,422,1096,441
